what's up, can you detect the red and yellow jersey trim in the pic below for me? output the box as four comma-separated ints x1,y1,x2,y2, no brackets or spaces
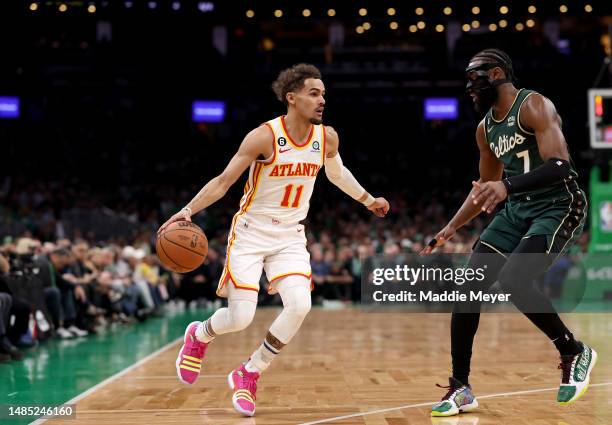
217,162,266,294
280,115,314,150
257,123,277,165
321,124,327,164
267,271,314,293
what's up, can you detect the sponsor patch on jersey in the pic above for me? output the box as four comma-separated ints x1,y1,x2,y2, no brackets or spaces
312,140,320,151
507,116,516,127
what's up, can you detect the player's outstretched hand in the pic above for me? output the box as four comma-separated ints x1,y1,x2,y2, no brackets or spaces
158,209,192,235
367,197,390,217
471,180,507,214
420,224,456,256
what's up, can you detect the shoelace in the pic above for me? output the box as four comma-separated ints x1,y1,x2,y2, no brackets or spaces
240,371,258,399
558,357,574,384
436,383,456,401
187,340,205,359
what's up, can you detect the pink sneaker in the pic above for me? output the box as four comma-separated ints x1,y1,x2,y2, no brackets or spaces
227,364,260,416
175,321,208,385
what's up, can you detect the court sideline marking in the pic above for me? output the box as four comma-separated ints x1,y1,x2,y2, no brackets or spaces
29,336,183,425
299,381,612,425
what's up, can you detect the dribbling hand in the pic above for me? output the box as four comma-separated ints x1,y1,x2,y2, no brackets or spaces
158,208,192,235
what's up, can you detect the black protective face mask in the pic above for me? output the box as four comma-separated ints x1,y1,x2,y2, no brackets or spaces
465,63,509,114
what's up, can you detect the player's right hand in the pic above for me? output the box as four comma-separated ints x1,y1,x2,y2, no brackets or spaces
158,208,192,235
419,224,456,255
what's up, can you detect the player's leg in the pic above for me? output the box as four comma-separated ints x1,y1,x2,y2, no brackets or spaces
432,241,507,417
175,227,264,385
225,223,313,416
497,234,597,405
228,275,311,416
246,275,311,373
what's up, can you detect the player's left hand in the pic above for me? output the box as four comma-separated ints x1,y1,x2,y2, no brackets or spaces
367,197,390,217
471,180,507,214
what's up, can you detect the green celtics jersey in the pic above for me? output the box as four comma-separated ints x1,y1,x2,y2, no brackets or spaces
483,88,579,200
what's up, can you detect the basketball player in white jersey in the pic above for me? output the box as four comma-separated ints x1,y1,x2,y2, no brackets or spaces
158,64,389,417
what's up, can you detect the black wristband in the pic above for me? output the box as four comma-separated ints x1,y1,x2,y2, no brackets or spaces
502,178,512,193
504,158,570,194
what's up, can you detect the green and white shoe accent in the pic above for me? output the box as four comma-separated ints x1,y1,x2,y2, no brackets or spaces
431,377,479,417
557,343,597,405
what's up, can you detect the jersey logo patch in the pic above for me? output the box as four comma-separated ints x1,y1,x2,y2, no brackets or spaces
312,141,320,151
507,116,516,127
277,137,287,147
279,147,292,153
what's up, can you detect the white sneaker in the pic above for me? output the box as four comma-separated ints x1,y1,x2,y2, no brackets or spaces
56,327,74,339
67,325,89,337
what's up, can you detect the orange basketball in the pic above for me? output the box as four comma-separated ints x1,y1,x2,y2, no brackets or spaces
156,220,208,273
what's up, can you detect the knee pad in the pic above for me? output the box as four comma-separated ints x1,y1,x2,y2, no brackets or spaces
225,299,257,332
278,278,312,320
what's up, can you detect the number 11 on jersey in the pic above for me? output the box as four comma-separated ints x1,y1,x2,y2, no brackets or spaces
281,184,304,208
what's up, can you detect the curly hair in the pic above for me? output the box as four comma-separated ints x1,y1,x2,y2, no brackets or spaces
271,63,322,106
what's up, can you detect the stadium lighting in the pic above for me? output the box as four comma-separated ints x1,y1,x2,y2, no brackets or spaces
462,24,471,32
489,23,498,31
443,7,452,15
147,2,157,10
356,25,364,34
471,6,480,15
436,24,445,32
389,21,399,30
516,23,524,31
415,7,424,16
560,5,568,13
387,8,396,16
198,2,214,12
526,19,535,27
409,25,418,33
417,21,426,29
29,3,38,11
327,9,336,17
171,2,180,11
359,8,367,17
585,4,593,12
88,4,96,13
471,20,480,29
363,22,371,30
58,3,67,12
302,9,311,17
499,19,508,28
528,5,536,13
246,9,254,18
500,6,509,14
274,9,283,18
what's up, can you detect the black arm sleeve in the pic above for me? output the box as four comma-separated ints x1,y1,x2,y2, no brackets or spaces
502,158,570,194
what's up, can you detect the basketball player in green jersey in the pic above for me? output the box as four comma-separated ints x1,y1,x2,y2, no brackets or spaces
423,49,597,417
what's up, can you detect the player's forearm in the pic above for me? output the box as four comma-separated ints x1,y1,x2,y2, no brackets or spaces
185,175,230,215
325,154,374,206
448,187,483,230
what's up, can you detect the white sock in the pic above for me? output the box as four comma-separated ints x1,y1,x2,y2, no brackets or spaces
195,319,216,343
245,341,280,373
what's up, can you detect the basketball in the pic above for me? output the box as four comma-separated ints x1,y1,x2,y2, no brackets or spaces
156,220,208,273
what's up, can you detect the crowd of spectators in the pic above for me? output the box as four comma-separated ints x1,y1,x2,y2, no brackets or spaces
0,179,590,362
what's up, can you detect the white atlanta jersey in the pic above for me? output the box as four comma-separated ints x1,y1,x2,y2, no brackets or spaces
239,115,326,224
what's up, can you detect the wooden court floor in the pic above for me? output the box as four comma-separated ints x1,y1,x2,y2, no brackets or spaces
44,309,611,425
